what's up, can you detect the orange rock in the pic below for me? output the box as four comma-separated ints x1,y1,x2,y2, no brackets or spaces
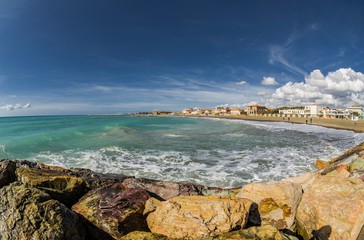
315,160,329,170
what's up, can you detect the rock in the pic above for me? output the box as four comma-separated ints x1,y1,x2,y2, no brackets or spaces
282,172,319,191
70,168,129,189
0,182,85,240
236,181,302,230
121,177,204,200
296,175,364,239
72,184,150,239
0,160,16,188
326,164,350,177
118,231,168,240
213,225,299,240
16,167,87,206
315,159,329,170
145,196,252,239
37,162,73,172
349,157,364,172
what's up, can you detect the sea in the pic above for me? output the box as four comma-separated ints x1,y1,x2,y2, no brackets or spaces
0,115,363,188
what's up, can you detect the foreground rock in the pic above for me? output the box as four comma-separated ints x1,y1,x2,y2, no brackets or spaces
119,225,298,240
144,196,252,239
72,183,150,239
0,160,16,188
0,182,85,240
236,181,302,230
296,175,364,239
16,167,87,206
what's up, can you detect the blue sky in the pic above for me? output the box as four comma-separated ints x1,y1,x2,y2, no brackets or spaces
0,0,364,116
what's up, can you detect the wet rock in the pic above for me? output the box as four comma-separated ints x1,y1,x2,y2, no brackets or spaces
13,159,39,168
121,177,204,199
0,182,85,240
70,168,129,189
296,175,364,239
37,162,73,172
145,196,252,239
0,160,16,188
72,184,150,239
236,181,302,230
16,167,86,206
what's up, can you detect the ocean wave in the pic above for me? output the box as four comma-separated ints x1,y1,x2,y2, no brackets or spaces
29,142,346,188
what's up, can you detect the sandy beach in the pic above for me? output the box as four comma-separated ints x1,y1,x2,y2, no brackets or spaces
203,115,364,133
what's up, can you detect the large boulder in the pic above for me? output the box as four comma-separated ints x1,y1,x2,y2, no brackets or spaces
16,167,87,206
144,196,252,239
72,183,151,239
0,182,85,240
120,178,204,199
118,231,168,240
0,160,16,188
236,181,302,230
214,225,299,240
296,175,364,239
70,168,129,189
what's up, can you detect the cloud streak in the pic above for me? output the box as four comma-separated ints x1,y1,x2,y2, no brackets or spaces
0,103,31,111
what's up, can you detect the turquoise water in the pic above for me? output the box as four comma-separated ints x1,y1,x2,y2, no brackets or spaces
0,115,363,187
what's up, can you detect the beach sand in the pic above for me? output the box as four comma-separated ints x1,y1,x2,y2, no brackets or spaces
207,115,364,133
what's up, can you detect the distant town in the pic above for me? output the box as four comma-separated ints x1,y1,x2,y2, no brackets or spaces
136,103,364,121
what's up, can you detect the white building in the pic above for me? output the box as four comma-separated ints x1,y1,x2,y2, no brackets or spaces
304,104,321,117
347,104,363,115
278,109,305,115
323,109,352,119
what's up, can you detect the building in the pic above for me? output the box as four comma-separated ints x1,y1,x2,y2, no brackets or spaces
230,108,245,115
182,108,193,115
278,109,305,116
246,104,267,116
304,104,321,117
347,104,363,115
322,108,352,119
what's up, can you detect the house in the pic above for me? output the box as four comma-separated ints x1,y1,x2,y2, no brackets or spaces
278,109,305,117
347,104,363,115
304,104,322,117
323,108,352,119
230,108,245,115
246,104,267,116
182,108,193,115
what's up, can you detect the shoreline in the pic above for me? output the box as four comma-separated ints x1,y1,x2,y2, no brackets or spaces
183,114,364,133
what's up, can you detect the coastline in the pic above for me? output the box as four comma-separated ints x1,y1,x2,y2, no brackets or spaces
183,114,364,133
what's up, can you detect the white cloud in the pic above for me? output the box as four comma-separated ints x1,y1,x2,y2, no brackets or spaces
236,80,248,85
0,103,31,111
270,68,364,107
261,76,279,86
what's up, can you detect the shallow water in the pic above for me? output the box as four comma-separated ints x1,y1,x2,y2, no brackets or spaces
0,115,363,187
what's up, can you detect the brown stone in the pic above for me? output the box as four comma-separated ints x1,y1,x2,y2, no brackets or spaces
121,177,204,199
296,175,364,239
16,167,86,206
72,184,150,239
236,181,302,230
145,196,252,239
315,159,329,170
0,160,16,188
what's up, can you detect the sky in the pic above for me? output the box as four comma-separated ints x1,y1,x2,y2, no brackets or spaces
0,0,364,116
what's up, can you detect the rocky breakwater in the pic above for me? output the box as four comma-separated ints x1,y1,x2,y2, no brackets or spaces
0,142,363,239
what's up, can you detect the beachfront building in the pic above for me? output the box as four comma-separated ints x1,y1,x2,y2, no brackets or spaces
304,104,322,117
278,109,305,117
322,108,352,119
230,108,245,115
182,108,193,115
347,104,363,115
247,104,268,116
